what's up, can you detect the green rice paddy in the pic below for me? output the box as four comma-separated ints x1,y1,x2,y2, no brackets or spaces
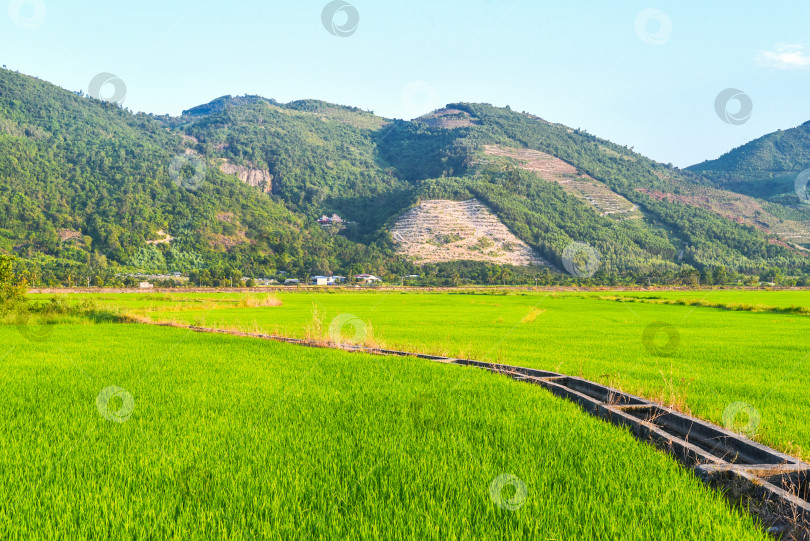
10,287,810,538
61,288,810,459
0,321,770,539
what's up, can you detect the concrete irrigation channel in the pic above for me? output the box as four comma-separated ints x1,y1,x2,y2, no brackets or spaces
156,322,810,539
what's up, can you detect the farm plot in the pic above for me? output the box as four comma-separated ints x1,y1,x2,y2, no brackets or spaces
99,290,810,460
0,322,769,540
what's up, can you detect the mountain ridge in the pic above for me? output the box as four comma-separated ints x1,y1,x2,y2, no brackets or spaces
1,67,808,286
687,120,810,204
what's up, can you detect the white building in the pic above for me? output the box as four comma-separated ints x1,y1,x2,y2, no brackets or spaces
310,276,347,285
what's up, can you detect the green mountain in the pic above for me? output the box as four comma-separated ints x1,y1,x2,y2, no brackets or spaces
688,121,810,203
0,71,393,285
0,68,807,286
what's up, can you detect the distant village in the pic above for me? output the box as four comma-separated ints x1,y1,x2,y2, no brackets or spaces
115,213,411,288
118,272,388,289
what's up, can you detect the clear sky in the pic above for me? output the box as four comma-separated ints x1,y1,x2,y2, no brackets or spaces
3,0,810,167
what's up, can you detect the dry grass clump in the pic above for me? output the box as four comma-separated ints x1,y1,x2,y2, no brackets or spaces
520,307,546,323
648,368,693,414
238,294,282,308
303,304,326,343
301,304,384,349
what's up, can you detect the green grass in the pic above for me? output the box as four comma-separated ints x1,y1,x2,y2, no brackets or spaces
65,289,810,460
587,288,810,310
0,322,769,539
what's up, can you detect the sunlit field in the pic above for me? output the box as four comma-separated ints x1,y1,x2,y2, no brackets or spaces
0,323,770,539
6,0,810,538
48,288,810,460
589,288,810,310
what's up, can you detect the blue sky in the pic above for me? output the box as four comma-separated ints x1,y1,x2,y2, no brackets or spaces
3,0,810,167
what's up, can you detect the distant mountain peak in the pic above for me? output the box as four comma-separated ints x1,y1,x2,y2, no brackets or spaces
181,95,270,117
687,119,810,202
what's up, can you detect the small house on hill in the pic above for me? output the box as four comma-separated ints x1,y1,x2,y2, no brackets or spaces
317,214,344,227
354,274,381,284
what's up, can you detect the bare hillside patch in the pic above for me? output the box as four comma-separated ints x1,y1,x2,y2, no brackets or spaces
484,145,641,219
219,160,274,193
391,199,548,266
637,181,810,246
417,108,480,129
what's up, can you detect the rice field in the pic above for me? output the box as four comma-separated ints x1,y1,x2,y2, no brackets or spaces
0,322,770,539
587,288,810,310
13,287,810,538
58,288,810,460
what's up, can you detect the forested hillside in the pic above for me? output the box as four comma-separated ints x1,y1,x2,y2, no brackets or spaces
0,70,397,285
689,121,810,203
1,68,808,286
374,104,807,278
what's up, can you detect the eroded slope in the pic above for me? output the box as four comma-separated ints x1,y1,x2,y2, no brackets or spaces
639,174,810,247
391,199,547,266
484,145,641,219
